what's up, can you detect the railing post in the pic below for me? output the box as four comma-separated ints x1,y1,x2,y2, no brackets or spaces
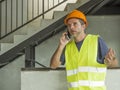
16,0,18,27
25,45,35,68
0,2,1,38
11,0,12,31
5,0,7,36
32,0,34,18
42,0,44,19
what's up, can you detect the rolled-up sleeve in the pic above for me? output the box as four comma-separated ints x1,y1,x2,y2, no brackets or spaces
97,37,108,64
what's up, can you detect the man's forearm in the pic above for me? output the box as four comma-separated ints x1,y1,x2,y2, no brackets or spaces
50,45,65,69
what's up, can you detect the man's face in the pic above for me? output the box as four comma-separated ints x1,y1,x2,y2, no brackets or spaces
67,18,85,38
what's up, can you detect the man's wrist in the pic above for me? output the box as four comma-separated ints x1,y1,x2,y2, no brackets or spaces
104,59,111,66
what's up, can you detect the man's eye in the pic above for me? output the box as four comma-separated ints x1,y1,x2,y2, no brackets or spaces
73,23,77,26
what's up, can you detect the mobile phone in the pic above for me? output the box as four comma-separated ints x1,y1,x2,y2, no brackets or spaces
65,31,71,40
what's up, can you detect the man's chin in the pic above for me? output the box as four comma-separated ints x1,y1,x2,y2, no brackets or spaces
72,34,78,37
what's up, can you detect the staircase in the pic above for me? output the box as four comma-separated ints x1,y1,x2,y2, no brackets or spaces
0,0,89,55
0,0,71,54
0,0,92,69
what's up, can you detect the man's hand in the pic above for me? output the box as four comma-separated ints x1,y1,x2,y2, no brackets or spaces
50,32,70,69
104,48,118,68
59,32,71,48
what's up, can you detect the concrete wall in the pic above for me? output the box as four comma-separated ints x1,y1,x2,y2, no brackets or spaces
86,15,120,65
21,69,68,90
0,55,25,90
21,69,120,90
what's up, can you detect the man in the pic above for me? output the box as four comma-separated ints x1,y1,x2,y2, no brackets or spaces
50,10,118,90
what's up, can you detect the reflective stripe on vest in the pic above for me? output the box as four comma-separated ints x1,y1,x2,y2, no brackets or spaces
68,80,105,87
67,66,106,76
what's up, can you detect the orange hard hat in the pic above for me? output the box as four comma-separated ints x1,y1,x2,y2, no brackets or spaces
64,10,88,26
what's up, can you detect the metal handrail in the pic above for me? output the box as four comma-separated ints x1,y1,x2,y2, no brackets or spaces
0,0,67,39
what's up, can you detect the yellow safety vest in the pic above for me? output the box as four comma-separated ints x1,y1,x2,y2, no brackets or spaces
65,34,107,90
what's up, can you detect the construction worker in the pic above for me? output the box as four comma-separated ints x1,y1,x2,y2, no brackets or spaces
50,10,118,90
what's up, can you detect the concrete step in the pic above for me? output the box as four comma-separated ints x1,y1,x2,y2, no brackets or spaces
39,19,55,30
53,11,68,19
43,0,77,19
66,0,90,12
26,19,42,35
0,25,28,43
13,35,29,44
0,43,14,55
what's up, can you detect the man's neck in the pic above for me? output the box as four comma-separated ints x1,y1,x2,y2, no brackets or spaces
74,33,87,42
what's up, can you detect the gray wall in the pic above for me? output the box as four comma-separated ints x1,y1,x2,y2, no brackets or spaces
21,69,120,90
0,55,25,90
86,15,120,65
21,70,68,90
